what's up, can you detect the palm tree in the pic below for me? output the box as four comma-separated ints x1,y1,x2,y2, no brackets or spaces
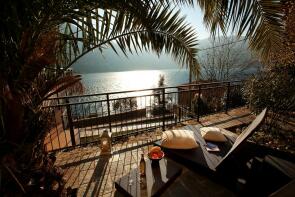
60,2,199,70
0,0,199,194
1,1,199,132
161,0,287,62
199,0,287,62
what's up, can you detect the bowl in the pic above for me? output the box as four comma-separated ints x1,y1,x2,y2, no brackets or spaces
148,150,165,161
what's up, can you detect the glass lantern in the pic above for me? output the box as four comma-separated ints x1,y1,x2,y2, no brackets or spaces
100,129,112,155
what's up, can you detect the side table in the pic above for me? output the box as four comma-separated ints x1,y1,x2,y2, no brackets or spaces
115,158,182,197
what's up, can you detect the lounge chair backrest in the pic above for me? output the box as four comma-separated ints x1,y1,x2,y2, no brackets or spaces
217,108,268,168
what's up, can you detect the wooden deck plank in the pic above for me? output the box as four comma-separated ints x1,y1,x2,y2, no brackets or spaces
53,107,256,195
46,107,254,151
52,107,294,196
55,142,236,197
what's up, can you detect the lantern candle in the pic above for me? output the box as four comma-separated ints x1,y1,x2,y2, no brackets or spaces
100,129,112,155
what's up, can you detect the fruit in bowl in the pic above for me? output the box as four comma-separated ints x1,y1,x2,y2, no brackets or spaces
148,146,164,161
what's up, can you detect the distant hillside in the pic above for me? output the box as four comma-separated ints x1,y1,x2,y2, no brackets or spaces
71,38,212,73
197,37,262,80
72,49,179,73
72,37,261,75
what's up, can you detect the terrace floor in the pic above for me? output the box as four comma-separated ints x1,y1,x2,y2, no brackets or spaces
55,107,256,196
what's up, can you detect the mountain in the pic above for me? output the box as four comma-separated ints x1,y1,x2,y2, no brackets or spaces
198,37,262,80
72,50,179,73
71,38,213,73
72,37,260,75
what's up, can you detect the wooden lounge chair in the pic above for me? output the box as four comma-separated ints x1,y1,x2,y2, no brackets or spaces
155,108,268,177
246,155,295,196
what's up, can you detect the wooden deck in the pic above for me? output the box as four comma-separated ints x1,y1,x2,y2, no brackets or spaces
54,107,257,196
47,107,255,151
55,143,236,196
184,107,255,129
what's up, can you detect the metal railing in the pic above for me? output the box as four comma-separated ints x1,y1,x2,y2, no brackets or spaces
43,81,245,151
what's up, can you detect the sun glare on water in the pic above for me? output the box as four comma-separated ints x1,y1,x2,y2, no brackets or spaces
112,70,164,108
81,69,189,111
113,70,162,91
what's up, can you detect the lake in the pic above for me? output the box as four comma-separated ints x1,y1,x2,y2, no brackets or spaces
66,69,190,117
81,69,190,94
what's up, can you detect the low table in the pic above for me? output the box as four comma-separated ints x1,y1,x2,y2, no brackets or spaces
115,158,182,197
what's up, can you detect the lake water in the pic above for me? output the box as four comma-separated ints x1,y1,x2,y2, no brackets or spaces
67,69,190,117
73,68,252,117
81,69,190,94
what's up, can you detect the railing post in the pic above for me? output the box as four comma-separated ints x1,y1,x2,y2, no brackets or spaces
197,85,201,122
106,94,112,133
174,107,178,125
178,106,181,122
225,82,230,113
65,98,76,146
177,88,181,122
162,88,165,131
189,84,192,113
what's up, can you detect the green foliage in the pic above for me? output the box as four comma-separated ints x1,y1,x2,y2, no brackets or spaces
112,98,138,112
193,94,223,115
154,75,166,106
152,75,174,115
193,96,209,116
243,65,295,114
229,87,245,108
1,1,84,194
158,75,165,88
245,65,295,154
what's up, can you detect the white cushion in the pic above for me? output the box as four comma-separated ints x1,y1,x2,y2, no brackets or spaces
200,127,227,142
161,130,199,149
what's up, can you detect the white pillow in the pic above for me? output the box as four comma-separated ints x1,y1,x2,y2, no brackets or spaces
200,127,227,142
161,130,199,149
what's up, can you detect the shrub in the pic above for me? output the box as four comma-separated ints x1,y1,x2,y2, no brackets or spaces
112,97,138,112
243,65,295,115
244,66,294,153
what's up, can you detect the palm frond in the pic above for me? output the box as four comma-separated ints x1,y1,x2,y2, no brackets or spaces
196,0,227,35
58,2,199,75
196,0,285,61
41,74,83,101
1,0,199,107
228,0,284,61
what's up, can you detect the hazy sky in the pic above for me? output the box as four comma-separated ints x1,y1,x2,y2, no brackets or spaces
180,5,210,40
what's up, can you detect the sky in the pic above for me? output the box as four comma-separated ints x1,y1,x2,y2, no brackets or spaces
180,5,210,40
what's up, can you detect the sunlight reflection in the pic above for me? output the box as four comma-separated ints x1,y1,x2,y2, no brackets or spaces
112,70,163,109
113,70,162,91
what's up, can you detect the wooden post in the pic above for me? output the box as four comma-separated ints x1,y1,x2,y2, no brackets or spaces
225,82,230,113
65,98,76,146
106,94,112,133
162,88,165,131
178,106,181,122
189,84,192,114
189,69,192,113
177,87,181,122
197,85,201,122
